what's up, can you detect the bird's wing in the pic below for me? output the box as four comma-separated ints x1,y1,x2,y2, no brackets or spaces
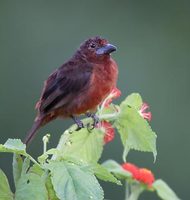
37,62,93,114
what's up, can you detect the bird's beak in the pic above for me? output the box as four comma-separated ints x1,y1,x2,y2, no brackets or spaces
96,44,117,55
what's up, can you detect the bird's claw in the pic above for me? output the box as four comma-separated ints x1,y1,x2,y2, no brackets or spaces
76,121,84,131
86,113,100,128
71,113,99,132
71,115,84,131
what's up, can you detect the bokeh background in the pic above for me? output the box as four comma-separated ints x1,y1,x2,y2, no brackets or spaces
0,0,189,199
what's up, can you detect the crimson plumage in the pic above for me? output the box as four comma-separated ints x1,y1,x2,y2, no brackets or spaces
24,36,118,145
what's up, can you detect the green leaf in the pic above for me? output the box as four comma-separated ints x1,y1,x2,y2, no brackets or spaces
153,179,181,200
21,157,30,175
92,164,121,185
56,128,104,163
102,160,131,179
15,173,48,200
12,154,23,186
0,169,13,200
45,161,104,200
116,97,157,161
0,139,26,155
0,139,39,167
4,139,26,150
29,164,44,176
121,93,143,110
28,164,58,199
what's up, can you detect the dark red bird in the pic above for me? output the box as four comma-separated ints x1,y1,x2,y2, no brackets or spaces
24,36,118,145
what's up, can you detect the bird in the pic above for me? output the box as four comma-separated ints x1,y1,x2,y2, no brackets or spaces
24,36,118,145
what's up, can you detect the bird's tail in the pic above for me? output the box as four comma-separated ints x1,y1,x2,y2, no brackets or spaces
24,117,43,145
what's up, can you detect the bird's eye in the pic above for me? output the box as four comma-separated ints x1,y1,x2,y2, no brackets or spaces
90,43,96,48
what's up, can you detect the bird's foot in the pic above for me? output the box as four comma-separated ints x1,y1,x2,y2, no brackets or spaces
86,113,100,128
71,115,84,131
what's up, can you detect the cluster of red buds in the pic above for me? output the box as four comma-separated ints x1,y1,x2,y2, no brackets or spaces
122,162,155,187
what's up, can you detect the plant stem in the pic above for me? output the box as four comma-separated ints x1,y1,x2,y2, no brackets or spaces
127,185,143,200
125,181,130,200
28,155,41,167
43,141,47,154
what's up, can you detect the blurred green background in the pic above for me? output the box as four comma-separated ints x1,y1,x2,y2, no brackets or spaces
0,0,189,199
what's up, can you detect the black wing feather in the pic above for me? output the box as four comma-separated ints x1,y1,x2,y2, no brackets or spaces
39,62,93,113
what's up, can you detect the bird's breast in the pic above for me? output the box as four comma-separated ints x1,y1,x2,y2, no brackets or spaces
70,58,118,114
90,58,118,97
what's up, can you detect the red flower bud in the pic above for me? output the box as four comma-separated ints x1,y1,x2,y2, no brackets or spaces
104,87,121,107
139,102,152,121
122,163,155,187
122,163,139,179
138,168,155,187
97,121,115,144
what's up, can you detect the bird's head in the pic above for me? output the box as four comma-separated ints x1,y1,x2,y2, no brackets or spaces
78,36,117,63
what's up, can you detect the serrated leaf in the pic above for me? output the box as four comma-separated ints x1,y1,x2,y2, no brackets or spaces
0,169,13,200
121,93,143,110
0,139,39,167
45,161,104,200
102,160,131,179
153,179,181,200
13,154,23,186
92,164,121,185
56,128,104,163
0,139,26,155
116,105,157,161
15,173,48,200
4,139,26,151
